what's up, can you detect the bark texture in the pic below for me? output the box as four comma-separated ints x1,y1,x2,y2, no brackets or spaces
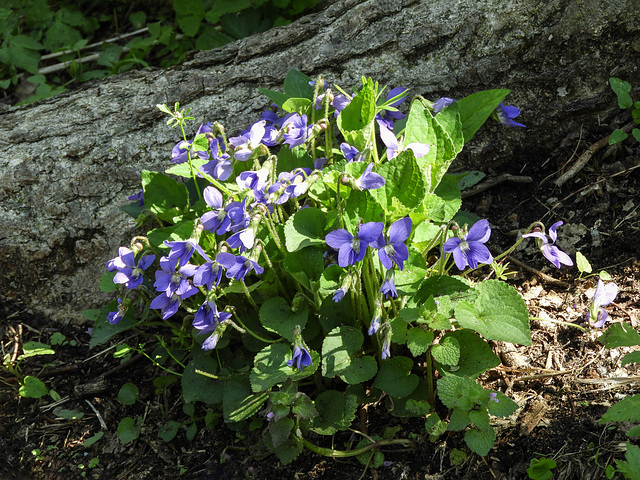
1,0,639,324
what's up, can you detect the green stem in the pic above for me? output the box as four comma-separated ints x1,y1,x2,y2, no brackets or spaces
301,437,417,458
425,349,436,407
239,280,259,310
230,310,280,343
179,121,202,200
529,316,588,332
259,210,286,256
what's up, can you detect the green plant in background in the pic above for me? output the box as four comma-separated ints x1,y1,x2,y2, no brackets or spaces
0,0,321,105
608,77,640,145
1,340,55,398
527,456,557,480
86,68,551,464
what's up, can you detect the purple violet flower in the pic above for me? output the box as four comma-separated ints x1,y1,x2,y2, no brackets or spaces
368,316,381,336
229,121,266,161
333,287,347,303
128,190,144,207
201,186,232,235
340,143,365,162
282,113,311,148
372,217,412,270
433,97,456,113
376,87,408,130
378,123,430,160
287,346,313,371
216,252,264,281
107,298,127,325
587,279,618,328
325,222,384,267
444,219,493,271
193,260,224,291
108,247,156,289
381,340,391,360
153,256,199,298
192,301,232,350
380,269,398,299
150,293,181,320
355,163,385,191
495,103,526,127
489,392,499,403
164,239,207,268
332,94,350,117
522,221,573,269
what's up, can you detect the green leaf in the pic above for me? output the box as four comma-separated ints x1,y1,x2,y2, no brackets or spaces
447,408,470,431
282,97,312,116
600,395,640,425
464,427,496,456
259,297,308,342
406,327,434,357
435,103,464,154
20,342,54,358
117,417,142,444
283,247,324,291
292,393,318,420
456,171,486,190
633,128,640,143
617,442,640,480
283,68,313,99
223,376,268,423
455,89,510,142
431,336,460,366
117,383,139,405
268,417,294,448
182,354,222,404
469,409,490,432
321,326,364,378
438,330,500,378
610,78,634,109
609,129,629,145
89,299,138,348
343,189,385,231
19,376,48,398
258,88,289,109
575,251,592,274
527,458,557,480
598,323,640,348
455,280,531,345
284,207,326,252
178,14,203,37
141,170,189,222
368,152,427,217
337,78,376,133
437,375,482,410
158,421,181,442
622,351,640,366
250,343,318,392
373,356,419,398
487,391,519,418
312,390,358,435
129,11,146,29
339,356,378,385
82,431,104,448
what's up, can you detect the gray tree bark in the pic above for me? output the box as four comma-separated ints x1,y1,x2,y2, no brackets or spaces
1,0,639,324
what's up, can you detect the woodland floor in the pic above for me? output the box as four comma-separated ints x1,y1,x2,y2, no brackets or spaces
2,121,640,480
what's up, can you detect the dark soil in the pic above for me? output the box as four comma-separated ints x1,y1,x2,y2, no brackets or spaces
2,123,640,480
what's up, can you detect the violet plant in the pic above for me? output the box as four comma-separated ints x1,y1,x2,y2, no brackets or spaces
90,69,546,462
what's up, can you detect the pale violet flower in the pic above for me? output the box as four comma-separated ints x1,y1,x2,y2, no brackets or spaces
522,221,573,269
587,280,618,328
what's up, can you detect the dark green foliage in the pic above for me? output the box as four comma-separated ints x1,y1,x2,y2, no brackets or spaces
0,0,321,104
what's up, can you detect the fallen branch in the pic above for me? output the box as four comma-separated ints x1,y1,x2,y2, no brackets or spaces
461,174,533,199
554,122,635,187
